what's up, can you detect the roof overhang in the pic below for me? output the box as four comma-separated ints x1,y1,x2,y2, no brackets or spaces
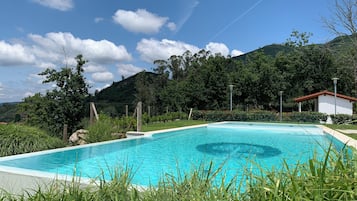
294,90,357,102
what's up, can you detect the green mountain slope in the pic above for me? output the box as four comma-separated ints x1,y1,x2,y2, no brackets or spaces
232,44,293,61
92,71,158,115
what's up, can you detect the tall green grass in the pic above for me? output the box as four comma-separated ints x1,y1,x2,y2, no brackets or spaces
0,124,65,157
1,146,356,200
241,146,357,200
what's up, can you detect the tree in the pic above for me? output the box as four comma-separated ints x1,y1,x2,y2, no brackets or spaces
19,55,89,137
323,0,357,95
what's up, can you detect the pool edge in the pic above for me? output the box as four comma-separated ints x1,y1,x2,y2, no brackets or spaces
317,125,357,149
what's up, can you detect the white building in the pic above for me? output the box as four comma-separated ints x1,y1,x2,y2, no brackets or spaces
294,90,357,115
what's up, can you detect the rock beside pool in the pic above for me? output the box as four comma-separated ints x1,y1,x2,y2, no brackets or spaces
69,129,89,145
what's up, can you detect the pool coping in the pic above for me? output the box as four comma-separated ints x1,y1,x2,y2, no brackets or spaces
0,122,356,195
317,125,357,149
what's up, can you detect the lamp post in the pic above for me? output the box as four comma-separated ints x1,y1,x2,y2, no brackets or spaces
229,85,234,111
332,78,339,116
279,91,283,121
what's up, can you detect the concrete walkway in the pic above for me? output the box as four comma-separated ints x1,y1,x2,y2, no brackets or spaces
336,129,357,134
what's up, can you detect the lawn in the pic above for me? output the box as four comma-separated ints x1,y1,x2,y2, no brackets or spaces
326,124,357,140
141,120,207,132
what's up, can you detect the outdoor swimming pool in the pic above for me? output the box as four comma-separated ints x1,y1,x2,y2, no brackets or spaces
0,122,345,187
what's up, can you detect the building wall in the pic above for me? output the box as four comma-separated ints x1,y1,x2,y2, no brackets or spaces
318,95,353,115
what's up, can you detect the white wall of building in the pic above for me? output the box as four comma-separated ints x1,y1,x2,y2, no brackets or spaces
318,95,353,115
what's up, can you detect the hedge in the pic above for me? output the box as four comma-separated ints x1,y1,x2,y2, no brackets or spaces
192,110,329,123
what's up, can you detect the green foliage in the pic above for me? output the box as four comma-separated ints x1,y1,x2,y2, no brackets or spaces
331,114,355,124
142,120,207,132
88,34,357,115
192,110,329,123
18,55,89,137
192,110,278,122
86,114,135,143
0,103,19,122
145,112,187,124
0,124,64,157
241,147,357,200
286,112,327,123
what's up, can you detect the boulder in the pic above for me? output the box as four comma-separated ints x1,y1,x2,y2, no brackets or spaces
69,129,89,145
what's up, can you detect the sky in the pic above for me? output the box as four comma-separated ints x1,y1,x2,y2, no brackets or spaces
0,0,337,103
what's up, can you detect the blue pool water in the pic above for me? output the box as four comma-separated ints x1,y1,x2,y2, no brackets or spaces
0,122,342,186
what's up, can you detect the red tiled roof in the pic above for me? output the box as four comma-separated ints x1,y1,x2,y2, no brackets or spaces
294,90,357,102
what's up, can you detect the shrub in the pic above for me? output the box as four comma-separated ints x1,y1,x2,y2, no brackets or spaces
286,112,327,123
0,124,65,157
192,110,277,122
192,110,329,123
331,114,353,124
86,114,136,143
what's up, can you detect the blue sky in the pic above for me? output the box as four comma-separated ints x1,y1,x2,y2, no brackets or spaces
0,0,336,103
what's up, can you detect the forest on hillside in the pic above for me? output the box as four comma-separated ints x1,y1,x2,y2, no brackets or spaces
93,33,356,116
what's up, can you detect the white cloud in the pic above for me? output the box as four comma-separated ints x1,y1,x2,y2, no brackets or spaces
0,41,35,66
92,72,114,83
205,42,229,57
27,73,47,85
28,32,132,65
84,64,107,73
94,17,104,23
113,9,168,34
117,64,144,78
167,22,177,31
32,0,74,11
24,92,35,98
231,49,244,57
136,38,200,63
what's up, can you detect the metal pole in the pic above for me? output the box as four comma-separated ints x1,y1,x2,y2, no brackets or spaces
332,78,339,116
229,85,233,111
279,91,283,121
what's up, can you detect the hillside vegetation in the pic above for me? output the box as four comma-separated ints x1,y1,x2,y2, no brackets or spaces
90,34,356,117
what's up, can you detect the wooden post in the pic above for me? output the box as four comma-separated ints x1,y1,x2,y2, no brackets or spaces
125,105,128,117
148,106,151,117
89,102,99,125
137,102,142,132
63,124,68,143
188,108,193,120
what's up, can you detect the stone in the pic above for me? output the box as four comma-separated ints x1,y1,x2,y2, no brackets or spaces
69,132,79,143
77,139,87,145
69,129,89,145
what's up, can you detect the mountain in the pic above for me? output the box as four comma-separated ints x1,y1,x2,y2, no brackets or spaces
233,44,293,61
92,71,158,116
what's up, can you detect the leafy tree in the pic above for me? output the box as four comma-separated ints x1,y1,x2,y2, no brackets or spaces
323,0,357,94
19,55,89,137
